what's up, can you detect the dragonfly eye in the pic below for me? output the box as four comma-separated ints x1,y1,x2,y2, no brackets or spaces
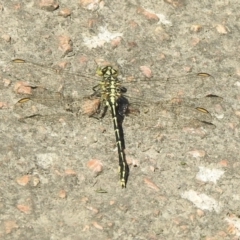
97,66,118,77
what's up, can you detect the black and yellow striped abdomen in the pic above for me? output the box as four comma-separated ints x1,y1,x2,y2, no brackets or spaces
96,66,129,188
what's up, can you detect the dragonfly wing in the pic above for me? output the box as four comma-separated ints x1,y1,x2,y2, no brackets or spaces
127,94,222,131
164,73,217,98
3,59,97,98
122,72,217,103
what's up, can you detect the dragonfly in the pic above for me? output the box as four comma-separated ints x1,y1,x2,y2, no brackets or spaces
1,58,222,187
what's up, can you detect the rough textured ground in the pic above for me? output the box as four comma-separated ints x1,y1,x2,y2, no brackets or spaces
0,0,240,239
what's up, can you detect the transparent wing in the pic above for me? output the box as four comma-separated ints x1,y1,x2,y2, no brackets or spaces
1,59,222,130
1,59,98,98
126,94,222,131
2,59,217,99
121,70,221,130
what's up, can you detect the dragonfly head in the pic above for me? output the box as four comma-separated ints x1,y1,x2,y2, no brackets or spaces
96,65,118,78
